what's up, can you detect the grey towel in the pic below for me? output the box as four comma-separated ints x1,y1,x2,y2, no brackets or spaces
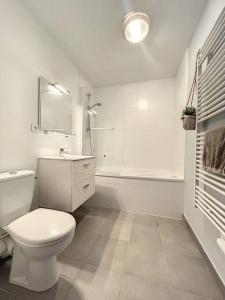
202,127,225,176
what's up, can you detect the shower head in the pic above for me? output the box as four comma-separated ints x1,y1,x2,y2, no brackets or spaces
88,102,102,110
87,102,102,117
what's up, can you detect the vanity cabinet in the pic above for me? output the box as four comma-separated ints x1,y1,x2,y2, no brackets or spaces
38,156,96,212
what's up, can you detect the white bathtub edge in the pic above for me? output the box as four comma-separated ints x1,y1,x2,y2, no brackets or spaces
95,172,184,183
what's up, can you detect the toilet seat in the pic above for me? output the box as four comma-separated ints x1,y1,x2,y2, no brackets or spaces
7,208,76,246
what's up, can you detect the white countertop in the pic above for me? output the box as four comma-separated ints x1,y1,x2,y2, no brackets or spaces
39,155,96,161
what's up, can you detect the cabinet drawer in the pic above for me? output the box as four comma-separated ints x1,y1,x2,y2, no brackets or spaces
72,159,96,185
72,177,95,211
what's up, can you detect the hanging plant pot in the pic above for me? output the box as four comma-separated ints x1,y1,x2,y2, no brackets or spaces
182,114,196,130
180,51,200,131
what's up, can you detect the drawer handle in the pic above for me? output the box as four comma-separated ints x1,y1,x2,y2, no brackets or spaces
83,163,89,169
83,184,90,189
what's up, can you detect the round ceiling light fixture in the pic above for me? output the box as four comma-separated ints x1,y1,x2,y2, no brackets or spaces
123,11,150,43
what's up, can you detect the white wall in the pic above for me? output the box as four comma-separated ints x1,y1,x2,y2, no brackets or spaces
181,0,225,285
92,78,184,175
174,50,188,175
0,0,91,205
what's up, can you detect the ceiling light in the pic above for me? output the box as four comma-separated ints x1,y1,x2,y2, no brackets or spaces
124,12,150,43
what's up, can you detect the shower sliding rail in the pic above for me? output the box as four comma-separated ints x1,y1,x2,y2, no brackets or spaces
195,7,225,239
89,127,115,131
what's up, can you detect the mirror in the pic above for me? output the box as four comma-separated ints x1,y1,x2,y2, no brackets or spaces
38,77,73,135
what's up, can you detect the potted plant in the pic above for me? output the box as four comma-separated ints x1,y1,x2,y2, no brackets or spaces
181,106,196,130
180,50,200,131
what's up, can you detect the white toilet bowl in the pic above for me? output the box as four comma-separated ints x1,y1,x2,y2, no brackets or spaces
6,208,76,292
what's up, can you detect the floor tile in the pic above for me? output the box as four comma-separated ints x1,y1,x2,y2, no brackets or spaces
171,289,213,300
125,245,169,286
131,222,162,250
162,235,202,258
109,211,134,223
159,219,202,257
133,213,159,227
57,259,84,282
166,253,224,300
99,219,133,242
86,236,128,272
80,206,112,218
75,215,107,235
119,274,173,300
158,217,186,228
66,264,121,300
72,207,87,221
14,277,72,300
0,289,13,300
58,231,99,261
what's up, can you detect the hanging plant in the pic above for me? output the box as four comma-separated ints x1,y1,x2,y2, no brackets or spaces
181,51,200,130
181,106,196,130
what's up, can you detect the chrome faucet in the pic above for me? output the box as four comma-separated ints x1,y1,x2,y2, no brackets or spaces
59,148,70,157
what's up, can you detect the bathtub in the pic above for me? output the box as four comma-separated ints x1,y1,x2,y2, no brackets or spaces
86,168,184,219
95,167,183,182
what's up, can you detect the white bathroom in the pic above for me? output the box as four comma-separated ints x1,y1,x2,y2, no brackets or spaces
0,0,225,299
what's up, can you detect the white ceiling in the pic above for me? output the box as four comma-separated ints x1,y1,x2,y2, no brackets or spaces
23,0,207,86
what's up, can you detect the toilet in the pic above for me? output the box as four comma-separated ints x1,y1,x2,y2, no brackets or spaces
0,170,76,292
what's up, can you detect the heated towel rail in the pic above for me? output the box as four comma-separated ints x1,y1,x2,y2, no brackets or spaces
195,7,225,238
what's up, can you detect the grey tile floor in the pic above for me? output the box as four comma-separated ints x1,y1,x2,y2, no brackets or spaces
0,206,224,300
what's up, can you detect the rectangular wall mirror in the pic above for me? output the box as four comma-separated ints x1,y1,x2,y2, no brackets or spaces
38,77,73,135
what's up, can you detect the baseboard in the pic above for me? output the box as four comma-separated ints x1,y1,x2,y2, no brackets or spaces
183,215,225,297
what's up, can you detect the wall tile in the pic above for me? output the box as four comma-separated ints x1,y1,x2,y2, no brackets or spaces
93,78,181,173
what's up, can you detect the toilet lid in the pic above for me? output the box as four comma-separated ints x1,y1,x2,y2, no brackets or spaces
7,208,76,246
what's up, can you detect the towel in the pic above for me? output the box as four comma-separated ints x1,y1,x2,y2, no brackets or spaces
202,126,225,176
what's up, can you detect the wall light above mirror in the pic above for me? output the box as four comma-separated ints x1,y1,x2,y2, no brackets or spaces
48,82,70,95
38,77,73,135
